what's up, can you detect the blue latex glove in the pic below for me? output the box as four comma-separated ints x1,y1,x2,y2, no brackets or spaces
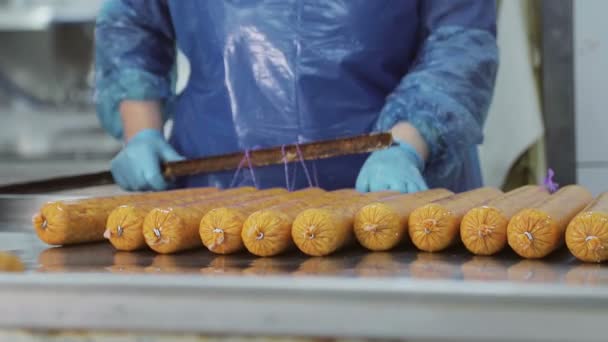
111,129,184,191
356,141,428,193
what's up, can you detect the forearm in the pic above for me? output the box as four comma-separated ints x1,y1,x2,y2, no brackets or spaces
120,100,164,141
391,122,429,163
377,26,497,173
376,1,497,175
94,0,175,140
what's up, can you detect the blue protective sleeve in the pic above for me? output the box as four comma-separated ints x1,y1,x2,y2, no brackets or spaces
375,0,499,181
94,0,176,139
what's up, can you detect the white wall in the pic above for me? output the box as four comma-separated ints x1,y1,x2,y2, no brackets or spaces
574,0,608,196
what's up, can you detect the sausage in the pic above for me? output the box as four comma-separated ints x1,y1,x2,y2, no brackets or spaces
32,187,218,245
199,187,326,254
241,189,359,257
354,252,404,277
200,256,243,276
460,186,550,256
104,187,254,251
242,258,290,276
408,187,503,252
0,252,24,273
507,260,560,283
408,253,457,280
507,185,593,259
461,256,509,282
291,191,398,256
353,189,453,251
142,188,287,254
566,192,608,263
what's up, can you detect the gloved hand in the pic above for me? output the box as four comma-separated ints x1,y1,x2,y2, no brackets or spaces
111,129,184,191
356,140,428,193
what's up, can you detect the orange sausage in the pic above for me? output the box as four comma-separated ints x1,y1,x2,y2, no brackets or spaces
566,192,608,263
37,243,115,273
142,188,287,254
241,189,360,257
460,186,550,256
32,187,218,245
408,253,455,280
291,191,398,256
354,252,404,277
408,187,503,252
107,251,149,274
242,258,290,276
353,189,453,251
144,253,203,274
292,257,347,276
461,256,509,282
0,252,24,273
104,187,254,251
200,256,243,276
507,185,593,259
565,264,608,286
507,260,559,283
199,187,326,254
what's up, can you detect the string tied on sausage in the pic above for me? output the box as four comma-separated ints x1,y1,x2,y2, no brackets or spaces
543,168,559,194
230,149,259,189
281,145,291,191
295,142,315,188
231,141,318,191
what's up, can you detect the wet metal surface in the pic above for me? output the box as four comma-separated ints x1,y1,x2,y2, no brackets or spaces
0,195,605,287
17,240,608,287
1,194,608,341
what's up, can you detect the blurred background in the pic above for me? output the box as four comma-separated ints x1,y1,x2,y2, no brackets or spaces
0,0,605,195
0,0,118,186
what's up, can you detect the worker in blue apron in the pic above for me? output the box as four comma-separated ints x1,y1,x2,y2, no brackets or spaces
95,0,498,193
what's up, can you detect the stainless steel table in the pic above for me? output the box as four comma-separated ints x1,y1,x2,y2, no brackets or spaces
0,194,607,342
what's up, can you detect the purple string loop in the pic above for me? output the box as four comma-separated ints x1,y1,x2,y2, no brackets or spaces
291,163,298,190
232,143,316,191
230,149,259,189
312,160,319,188
281,144,291,191
543,168,559,194
295,143,314,188
229,155,247,188
244,150,259,189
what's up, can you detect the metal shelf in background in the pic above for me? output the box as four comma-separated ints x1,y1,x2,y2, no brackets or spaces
541,0,576,185
0,0,102,30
